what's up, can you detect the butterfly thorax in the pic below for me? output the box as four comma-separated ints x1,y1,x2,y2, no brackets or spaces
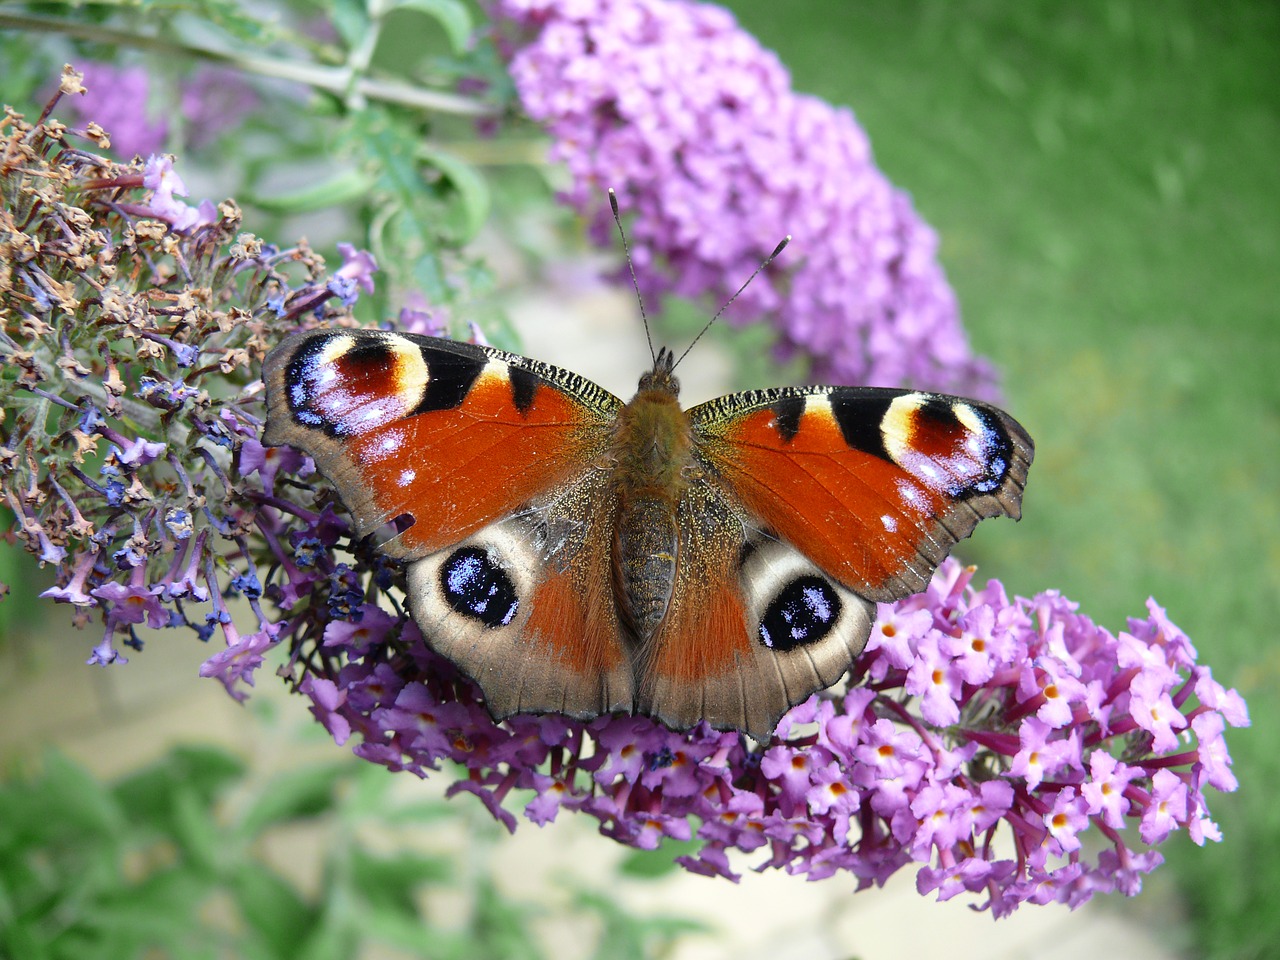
611,358,695,642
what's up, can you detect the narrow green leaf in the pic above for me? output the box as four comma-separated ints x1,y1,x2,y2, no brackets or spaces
187,0,282,44
293,906,360,960
84,866,212,949
390,0,473,54
249,168,375,214
419,144,491,242
171,781,225,876
235,762,352,838
573,887,707,960
328,0,372,51
19,751,123,841
341,758,395,816
113,746,244,831
356,903,457,954
350,848,453,910
0,913,50,960
470,879,546,960
230,861,315,957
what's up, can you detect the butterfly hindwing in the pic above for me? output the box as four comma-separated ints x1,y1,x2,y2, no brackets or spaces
404,467,634,721
635,477,875,739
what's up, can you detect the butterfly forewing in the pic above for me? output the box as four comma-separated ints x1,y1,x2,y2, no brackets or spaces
690,385,1033,602
262,330,622,558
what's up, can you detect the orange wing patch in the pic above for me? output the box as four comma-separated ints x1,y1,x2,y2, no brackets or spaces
694,388,1032,602
262,331,619,562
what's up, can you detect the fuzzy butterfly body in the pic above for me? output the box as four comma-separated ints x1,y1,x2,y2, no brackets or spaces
262,329,1033,739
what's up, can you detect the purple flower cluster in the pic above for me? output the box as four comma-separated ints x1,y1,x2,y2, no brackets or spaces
492,0,997,397
65,63,169,158
301,558,1246,914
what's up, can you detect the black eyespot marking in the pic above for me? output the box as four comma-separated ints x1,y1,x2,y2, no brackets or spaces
440,547,519,628
758,575,842,651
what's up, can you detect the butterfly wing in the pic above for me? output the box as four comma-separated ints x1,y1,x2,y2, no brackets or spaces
634,478,876,739
262,329,634,719
692,386,1034,600
262,329,622,559
636,385,1033,738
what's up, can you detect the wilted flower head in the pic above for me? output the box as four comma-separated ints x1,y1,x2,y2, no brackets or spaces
1,67,375,678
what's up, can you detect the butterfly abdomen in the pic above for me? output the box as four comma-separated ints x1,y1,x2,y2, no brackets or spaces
611,385,696,640
614,495,678,637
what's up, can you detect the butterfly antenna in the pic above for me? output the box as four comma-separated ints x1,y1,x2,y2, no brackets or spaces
672,235,791,372
609,188,657,366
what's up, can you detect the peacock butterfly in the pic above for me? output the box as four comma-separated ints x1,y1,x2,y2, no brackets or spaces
261,313,1032,739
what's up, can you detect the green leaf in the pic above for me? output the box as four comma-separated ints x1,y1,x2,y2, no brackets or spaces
249,168,375,214
418,144,491,242
340,758,395,816
171,781,225,876
292,904,361,960
20,751,124,841
235,762,352,838
189,0,280,44
390,0,473,54
0,919,47,960
230,861,315,958
113,746,245,833
83,865,214,952
350,848,453,911
572,887,707,960
469,879,546,960
357,903,463,955
327,0,372,51
617,837,701,879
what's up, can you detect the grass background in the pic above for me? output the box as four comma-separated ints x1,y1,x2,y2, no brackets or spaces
715,1,1276,956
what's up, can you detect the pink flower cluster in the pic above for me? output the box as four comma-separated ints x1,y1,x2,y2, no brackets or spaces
493,0,997,397
300,558,1246,914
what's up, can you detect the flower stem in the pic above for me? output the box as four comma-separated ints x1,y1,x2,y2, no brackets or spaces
0,12,498,117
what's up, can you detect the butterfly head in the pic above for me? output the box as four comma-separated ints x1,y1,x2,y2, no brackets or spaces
637,346,680,398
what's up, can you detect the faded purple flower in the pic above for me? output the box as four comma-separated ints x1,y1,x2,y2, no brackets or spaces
129,155,218,232
66,63,168,157
180,66,262,149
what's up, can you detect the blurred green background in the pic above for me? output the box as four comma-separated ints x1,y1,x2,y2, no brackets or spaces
2,1,1276,958
717,1,1277,956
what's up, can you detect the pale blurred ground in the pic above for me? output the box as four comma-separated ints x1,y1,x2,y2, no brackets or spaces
0,268,1187,960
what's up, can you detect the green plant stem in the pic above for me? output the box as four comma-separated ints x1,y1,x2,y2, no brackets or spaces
0,11,498,117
